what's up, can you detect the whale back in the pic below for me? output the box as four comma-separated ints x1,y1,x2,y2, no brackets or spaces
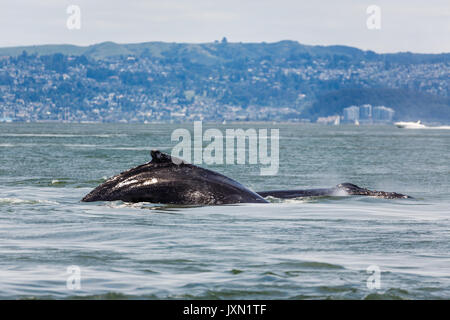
257,183,411,199
82,150,268,205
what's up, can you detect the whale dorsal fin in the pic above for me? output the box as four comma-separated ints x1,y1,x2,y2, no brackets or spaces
150,149,186,165
150,150,173,163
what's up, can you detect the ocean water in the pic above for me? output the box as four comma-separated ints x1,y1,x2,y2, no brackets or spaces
0,122,449,300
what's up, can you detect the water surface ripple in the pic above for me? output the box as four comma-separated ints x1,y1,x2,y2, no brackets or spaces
0,123,449,299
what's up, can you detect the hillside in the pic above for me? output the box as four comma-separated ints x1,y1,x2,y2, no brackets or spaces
2,41,450,64
0,41,449,123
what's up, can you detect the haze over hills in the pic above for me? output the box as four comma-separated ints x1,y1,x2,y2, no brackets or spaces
0,40,449,123
2,40,449,62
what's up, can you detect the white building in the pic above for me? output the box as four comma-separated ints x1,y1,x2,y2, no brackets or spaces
343,106,360,122
359,104,372,120
372,106,395,122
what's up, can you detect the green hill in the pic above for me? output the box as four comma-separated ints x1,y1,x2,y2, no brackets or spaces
1,41,449,64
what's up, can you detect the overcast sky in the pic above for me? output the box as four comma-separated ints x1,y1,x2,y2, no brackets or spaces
1,0,449,53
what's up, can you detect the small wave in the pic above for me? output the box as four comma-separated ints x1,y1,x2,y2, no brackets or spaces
265,196,337,204
176,289,283,300
50,179,69,186
62,144,99,148
364,288,411,300
0,133,127,137
273,260,345,270
0,198,58,205
318,285,358,294
294,261,345,270
99,201,184,213
105,202,146,209
264,196,309,204
332,189,349,196
100,146,161,151
0,143,119,149
67,292,159,300
419,125,450,130
399,125,450,130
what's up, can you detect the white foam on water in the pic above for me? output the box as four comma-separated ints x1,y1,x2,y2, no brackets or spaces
0,133,127,137
400,125,450,130
0,198,59,205
333,189,349,196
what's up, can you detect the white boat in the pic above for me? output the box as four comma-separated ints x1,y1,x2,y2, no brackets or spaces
394,120,426,129
334,117,340,125
354,119,360,126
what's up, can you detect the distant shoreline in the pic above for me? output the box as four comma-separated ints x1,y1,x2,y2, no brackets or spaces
2,121,450,126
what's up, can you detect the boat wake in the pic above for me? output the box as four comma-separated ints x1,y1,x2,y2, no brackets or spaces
395,121,450,130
